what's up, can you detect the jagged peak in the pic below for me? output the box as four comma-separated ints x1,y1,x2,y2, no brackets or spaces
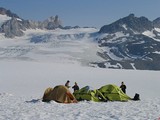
99,14,153,33
153,17,160,23
153,17,160,28
0,7,19,18
43,15,59,22
127,13,135,18
120,14,150,24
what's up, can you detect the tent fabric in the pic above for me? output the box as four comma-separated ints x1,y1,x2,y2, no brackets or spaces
73,86,107,102
42,85,76,103
98,84,131,101
42,87,54,102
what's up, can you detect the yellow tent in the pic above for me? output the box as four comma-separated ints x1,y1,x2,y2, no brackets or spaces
42,85,77,103
99,84,131,101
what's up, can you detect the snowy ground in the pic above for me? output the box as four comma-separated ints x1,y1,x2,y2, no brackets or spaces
0,28,160,119
0,60,160,120
0,93,160,120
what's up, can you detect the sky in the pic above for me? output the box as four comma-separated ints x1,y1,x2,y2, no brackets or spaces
1,0,160,28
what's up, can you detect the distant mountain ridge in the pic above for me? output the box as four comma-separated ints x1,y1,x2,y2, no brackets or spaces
0,7,62,38
99,14,160,34
0,7,90,38
96,14,160,70
1,7,160,70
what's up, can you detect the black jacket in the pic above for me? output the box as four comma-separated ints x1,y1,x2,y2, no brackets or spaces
120,85,126,93
72,85,79,91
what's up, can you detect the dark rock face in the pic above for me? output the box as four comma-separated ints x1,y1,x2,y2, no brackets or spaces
153,17,160,28
1,17,24,38
96,34,160,70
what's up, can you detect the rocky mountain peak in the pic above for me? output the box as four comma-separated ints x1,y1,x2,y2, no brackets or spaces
0,7,19,18
153,17,160,28
0,7,63,37
1,17,25,38
99,14,153,34
43,15,62,29
97,14,160,70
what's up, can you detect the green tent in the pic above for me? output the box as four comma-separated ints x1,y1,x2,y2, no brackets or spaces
98,84,131,101
73,86,107,102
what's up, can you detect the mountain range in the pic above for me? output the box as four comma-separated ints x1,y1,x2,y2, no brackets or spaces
0,7,160,70
96,14,160,70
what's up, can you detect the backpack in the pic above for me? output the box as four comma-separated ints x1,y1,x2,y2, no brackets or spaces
132,93,140,101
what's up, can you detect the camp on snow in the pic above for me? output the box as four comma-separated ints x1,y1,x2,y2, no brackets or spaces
42,84,137,103
73,84,131,102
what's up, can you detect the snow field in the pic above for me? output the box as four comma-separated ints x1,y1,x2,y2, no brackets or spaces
0,93,160,120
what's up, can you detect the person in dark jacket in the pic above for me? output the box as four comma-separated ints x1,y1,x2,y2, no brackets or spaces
120,82,126,93
72,82,79,92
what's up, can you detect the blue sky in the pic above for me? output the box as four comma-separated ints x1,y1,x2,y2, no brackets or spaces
1,0,160,28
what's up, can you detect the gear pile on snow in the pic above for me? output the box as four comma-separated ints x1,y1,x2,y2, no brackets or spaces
42,84,139,103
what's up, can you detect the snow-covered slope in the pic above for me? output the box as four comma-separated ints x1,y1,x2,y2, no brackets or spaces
0,14,11,26
0,28,104,66
0,60,160,120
